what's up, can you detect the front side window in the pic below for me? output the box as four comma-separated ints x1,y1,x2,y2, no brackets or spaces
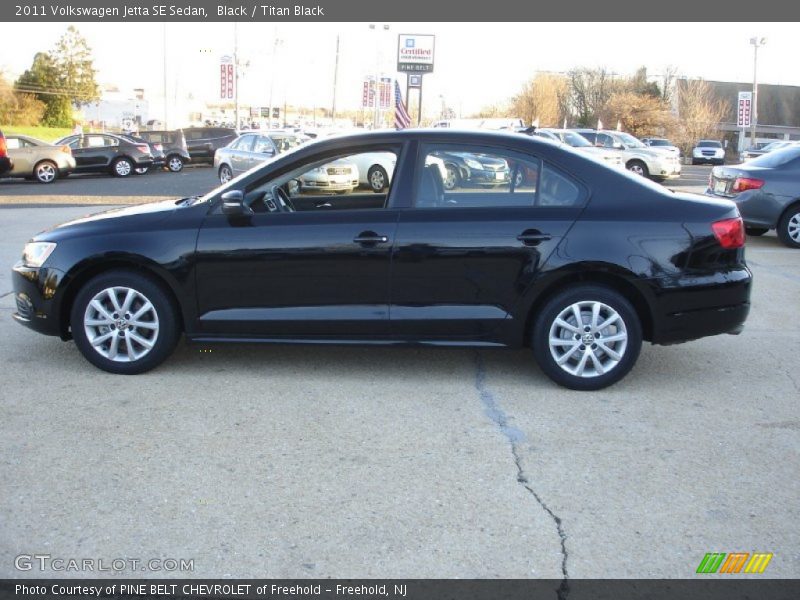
253,136,275,154
415,144,585,209
232,135,255,151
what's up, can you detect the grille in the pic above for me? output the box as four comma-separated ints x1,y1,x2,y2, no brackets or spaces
327,167,350,175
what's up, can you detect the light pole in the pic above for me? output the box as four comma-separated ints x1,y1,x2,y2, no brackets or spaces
369,24,390,129
750,37,766,146
268,34,283,129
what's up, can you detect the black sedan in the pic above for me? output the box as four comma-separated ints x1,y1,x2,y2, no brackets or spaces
707,145,800,248
11,130,751,390
54,133,153,177
436,151,510,190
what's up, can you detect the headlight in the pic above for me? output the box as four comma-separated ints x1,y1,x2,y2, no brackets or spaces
464,158,482,170
22,242,57,268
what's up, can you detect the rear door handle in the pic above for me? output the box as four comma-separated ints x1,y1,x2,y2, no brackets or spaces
517,230,552,246
353,231,389,245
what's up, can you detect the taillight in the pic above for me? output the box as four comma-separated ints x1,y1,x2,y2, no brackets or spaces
732,177,765,193
136,144,150,154
0,137,6,157
712,217,745,249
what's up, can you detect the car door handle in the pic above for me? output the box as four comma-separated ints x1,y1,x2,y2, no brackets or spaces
517,230,552,246
353,232,389,244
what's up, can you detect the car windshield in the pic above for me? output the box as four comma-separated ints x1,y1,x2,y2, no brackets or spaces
648,139,671,146
697,141,722,148
269,135,305,153
747,145,800,168
615,132,646,148
559,131,592,147
761,141,787,151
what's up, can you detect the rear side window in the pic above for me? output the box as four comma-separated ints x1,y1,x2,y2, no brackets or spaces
415,144,586,209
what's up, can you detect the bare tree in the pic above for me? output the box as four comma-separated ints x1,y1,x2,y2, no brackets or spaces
510,73,569,127
671,79,730,155
567,67,621,126
660,65,679,104
602,92,674,138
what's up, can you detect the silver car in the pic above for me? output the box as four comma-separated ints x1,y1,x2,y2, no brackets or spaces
215,131,306,183
3,135,76,183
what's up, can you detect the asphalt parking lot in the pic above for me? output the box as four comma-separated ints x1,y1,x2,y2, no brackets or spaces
0,202,798,579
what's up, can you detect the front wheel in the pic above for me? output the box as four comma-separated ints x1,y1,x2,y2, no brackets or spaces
443,164,460,190
532,285,642,390
112,157,133,177
219,164,233,183
34,160,58,183
167,155,184,172
70,270,180,374
777,205,800,248
134,167,149,175
626,160,649,178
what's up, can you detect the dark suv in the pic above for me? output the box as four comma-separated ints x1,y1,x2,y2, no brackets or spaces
138,130,191,172
54,133,153,177
183,127,238,163
0,130,12,177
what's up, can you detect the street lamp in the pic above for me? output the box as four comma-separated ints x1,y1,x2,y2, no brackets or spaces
369,24,390,129
750,36,766,146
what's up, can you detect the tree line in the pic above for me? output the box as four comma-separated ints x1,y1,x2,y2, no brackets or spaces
0,26,99,127
474,67,730,154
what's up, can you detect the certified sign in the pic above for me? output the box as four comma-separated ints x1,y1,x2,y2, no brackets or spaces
737,91,752,127
397,34,435,73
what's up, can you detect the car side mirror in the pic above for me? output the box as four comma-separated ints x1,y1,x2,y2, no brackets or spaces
221,190,253,217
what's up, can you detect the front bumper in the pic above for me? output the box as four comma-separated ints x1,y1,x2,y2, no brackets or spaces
651,160,681,178
11,262,67,337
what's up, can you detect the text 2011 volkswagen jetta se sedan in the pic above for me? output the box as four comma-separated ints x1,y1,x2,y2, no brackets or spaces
12,130,751,390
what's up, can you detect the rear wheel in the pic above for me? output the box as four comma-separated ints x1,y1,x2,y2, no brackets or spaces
34,160,58,183
219,164,233,183
368,165,388,192
112,157,133,177
133,166,149,175
443,164,460,190
532,285,642,390
777,205,800,248
70,270,180,374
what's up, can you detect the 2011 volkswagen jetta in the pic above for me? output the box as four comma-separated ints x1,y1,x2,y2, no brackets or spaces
11,130,751,390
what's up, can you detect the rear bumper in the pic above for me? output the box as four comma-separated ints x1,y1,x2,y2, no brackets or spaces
650,267,752,345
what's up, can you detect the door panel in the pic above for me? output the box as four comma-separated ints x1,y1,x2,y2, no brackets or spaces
194,210,400,338
390,207,579,339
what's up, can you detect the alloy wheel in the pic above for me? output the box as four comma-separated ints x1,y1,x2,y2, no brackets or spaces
115,159,132,176
36,162,56,183
788,212,800,243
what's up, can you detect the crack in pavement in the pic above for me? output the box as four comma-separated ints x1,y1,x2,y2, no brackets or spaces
474,352,569,598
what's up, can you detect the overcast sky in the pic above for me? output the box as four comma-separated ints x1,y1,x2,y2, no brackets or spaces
1,22,797,118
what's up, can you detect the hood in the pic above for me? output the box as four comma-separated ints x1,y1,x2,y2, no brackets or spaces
33,198,187,242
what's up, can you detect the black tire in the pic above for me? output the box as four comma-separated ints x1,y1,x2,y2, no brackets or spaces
626,160,649,178
33,160,58,184
367,165,388,192
219,164,233,184
112,157,134,177
443,164,461,190
70,270,181,375
166,154,184,172
745,227,768,237
777,204,800,248
133,166,149,175
532,284,643,391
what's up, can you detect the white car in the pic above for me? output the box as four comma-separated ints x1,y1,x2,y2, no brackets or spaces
692,140,725,165
641,137,681,158
298,159,359,193
346,152,396,192
573,129,682,181
534,128,625,169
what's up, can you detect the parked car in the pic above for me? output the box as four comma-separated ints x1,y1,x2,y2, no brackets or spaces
138,130,191,172
533,128,624,169
707,144,800,248
347,152,396,192
691,140,725,165
53,133,153,177
573,129,681,181
119,134,165,175
298,158,359,193
183,127,238,163
1,134,75,183
641,137,681,158
436,151,511,190
1,130,16,178
739,140,797,162
214,131,306,182
11,130,751,390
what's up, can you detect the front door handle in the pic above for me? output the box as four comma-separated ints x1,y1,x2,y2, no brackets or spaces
353,231,389,245
517,229,552,246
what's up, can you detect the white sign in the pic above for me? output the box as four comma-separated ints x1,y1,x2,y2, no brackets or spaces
397,34,435,73
737,91,752,128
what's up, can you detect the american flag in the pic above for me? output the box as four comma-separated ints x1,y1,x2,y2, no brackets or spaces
394,80,411,129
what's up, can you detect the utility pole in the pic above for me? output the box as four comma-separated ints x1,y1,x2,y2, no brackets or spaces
234,22,239,130
369,24,389,129
162,24,168,129
750,36,766,146
331,35,340,124
268,33,282,130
